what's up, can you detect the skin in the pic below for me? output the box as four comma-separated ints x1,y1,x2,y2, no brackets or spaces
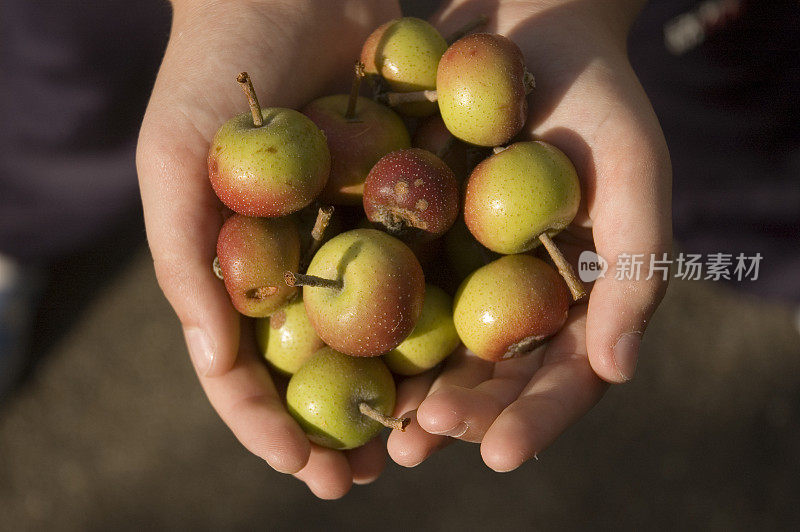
255,295,324,376
216,214,299,317
302,95,410,205
384,284,461,375
287,347,396,450
303,229,425,357
363,148,459,240
453,255,570,361
464,141,581,254
361,17,448,116
437,33,528,146
208,108,330,216
137,0,669,497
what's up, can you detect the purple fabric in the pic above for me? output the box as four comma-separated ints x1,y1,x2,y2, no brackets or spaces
0,0,170,260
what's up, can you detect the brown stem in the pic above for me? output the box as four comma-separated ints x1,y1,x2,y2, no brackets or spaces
446,14,489,43
384,90,438,107
237,72,263,127
284,271,343,290
305,206,334,264
212,256,224,280
358,403,410,431
345,61,366,121
523,69,536,95
538,233,586,301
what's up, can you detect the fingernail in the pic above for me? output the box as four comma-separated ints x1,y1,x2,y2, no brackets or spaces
613,332,641,382
431,421,468,438
184,327,215,376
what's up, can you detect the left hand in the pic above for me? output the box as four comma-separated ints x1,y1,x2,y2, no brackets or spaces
388,0,672,471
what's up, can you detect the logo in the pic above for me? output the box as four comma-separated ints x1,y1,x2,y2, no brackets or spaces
578,250,608,282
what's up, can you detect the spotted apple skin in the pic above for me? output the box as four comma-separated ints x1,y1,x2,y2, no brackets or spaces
208,108,330,217
303,95,410,205
464,141,580,254
437,33,529,147
453,255,569,362
384,285,460,375
286,347,396,449
363,148,459,240
361,17,447,116
303,229,425,357
255,295,324,376
216,214,300,317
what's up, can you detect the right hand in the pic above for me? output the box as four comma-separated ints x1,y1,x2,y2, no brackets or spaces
136,0,401,499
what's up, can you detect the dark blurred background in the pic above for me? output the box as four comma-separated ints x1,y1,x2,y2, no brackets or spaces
1,0,798,530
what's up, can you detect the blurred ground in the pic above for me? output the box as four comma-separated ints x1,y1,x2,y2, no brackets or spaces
0,228,798,531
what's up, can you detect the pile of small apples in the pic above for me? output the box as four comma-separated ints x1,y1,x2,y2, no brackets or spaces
208,17,586,451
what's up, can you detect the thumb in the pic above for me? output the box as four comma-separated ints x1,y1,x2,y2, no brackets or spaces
137,116,240,377
585,121,672,383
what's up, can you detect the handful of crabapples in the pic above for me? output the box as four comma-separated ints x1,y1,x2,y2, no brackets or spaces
207,17,586,450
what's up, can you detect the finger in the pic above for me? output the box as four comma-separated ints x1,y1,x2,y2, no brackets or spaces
387,371,450,467
346,437,386,485
429,345,495,393
198,323,310,474
137,119,240,378
390,348,493,466
585,108,672,383
294,444,352,500
395,370,440,416
480,311,607,472
416,351,544,442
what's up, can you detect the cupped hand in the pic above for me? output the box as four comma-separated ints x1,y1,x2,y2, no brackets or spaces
389,0,672,471
136,0,401,499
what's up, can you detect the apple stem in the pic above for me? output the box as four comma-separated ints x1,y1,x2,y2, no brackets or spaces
383,90,438,107
304,206,334,267
237,72,263,127
358,403,410,431
212,256,224,280
446,14,489,43
538,233,586,301
284,271,343,290
345,61,366,121
523,69,536,95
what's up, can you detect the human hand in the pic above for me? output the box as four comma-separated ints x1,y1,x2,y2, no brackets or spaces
389,0,672,471
136,0,401,498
